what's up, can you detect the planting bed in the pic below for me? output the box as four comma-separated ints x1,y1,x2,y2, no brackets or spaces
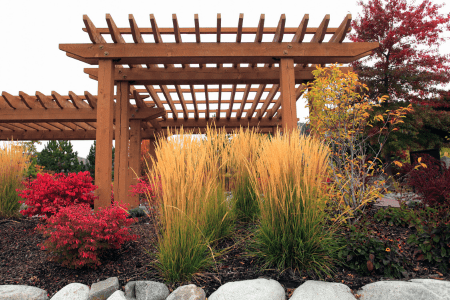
0,202,449,299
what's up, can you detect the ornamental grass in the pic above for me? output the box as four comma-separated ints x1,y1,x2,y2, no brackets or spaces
227,128,265,222
246,129,340,276
0,141,30,218
147,127,233,282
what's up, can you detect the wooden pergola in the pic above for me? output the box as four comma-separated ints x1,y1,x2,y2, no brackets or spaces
0,13,378,211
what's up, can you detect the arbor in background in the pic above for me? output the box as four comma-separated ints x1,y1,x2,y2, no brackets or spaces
36,140,83,174
349,0,450,155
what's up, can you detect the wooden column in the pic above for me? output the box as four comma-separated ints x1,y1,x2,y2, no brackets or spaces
114,81,130,206
95,60,115,210
280,58,297,133
128,120,142,209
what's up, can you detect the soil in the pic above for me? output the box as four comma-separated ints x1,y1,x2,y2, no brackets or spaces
1,203,449,299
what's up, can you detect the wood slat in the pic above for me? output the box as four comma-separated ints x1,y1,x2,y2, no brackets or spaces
216,84,222,120
329,14,351,43
292,14,309,43
204,85,210,120
69,91,91,109
19,92,41,109
233,14,244,68
226,85,237,119
52,91,74,109
246,84,266,120
83,15,107,44
2,92,29,109
236,84,251,119
257,84,279,119
160,86,178,120
35,91,59,109
190,85,199,120
266,84,307,119
129,14,145,43
310,14,330,43
84,91,97,109
175,85,189,120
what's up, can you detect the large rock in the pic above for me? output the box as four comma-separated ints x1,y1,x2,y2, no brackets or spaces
166,284,205,300
107,290,127,300
0,285,49,300
88,277,119,300
290,281,356,300
50,283,89,300
357,279,450,300
208,278,285,300
124,281,169,300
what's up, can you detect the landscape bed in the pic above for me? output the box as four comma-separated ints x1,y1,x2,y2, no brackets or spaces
1,201,449,299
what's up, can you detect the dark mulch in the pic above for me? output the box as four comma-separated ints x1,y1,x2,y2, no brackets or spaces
1,204,449,299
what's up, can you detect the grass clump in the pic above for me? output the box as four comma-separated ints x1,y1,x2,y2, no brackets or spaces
227,128,265,222
247,129,340,276
0,141,30,218
147,127,233,282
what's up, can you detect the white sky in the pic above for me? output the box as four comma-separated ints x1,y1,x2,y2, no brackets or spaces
1,0,449,158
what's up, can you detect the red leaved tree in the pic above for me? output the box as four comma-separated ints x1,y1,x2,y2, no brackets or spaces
349,0,450,162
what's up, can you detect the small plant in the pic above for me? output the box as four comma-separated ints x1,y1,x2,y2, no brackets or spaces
373,205,420,228
337,224,408,278
18,171,97,219
407,222,450,274
36,201,138,269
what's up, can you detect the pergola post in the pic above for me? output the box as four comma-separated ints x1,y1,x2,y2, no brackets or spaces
280,58,297,133
128,120,141,209
95,59,115,211
114,81,130,207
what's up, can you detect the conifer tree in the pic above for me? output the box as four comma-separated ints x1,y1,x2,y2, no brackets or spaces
36,140,82,174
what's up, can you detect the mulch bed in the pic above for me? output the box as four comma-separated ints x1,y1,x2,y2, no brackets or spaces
1,203,449,299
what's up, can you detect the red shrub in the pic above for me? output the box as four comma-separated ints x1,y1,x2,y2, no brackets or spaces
402,154,450,208
18,171,98,219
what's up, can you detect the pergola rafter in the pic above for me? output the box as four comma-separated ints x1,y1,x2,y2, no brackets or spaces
1,13,379,211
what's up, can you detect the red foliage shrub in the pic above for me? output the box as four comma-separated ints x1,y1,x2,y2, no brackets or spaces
402,154,450,208
18,171,98,219
36,201,138,269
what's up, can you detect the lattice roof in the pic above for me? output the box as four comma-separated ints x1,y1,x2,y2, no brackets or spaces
0,13,378,140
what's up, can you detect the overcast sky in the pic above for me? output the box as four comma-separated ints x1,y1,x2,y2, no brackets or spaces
1,0,449,157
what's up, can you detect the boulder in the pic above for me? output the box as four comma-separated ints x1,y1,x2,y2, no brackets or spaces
356,280,448,300
208,278,285,300
87,277,119,300
124,281,169,300
107,290,127,300
290,281,356,300
166,284,206,300
0,285,48,300
50,283,89,300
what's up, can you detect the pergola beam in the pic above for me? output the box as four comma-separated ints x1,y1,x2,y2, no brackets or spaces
61,42,379,65
84,66,354,85
0,107,165,122
0,129,156,141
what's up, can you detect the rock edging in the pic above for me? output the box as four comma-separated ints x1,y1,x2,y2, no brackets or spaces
1,277,450,300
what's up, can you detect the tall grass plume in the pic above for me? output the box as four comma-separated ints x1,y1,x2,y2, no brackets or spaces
147,127,233,282
247,129,340,276
0,141,30,218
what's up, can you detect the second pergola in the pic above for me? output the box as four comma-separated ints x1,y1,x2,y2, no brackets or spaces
1,13,378,210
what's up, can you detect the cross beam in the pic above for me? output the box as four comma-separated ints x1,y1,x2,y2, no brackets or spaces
60,42,379,65
84,67,353,85
0,107,165,123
